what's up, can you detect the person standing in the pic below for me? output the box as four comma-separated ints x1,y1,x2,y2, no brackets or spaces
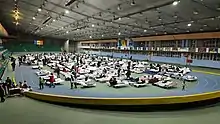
182,79,186,91
70,74,76,89
56,67,60,78
18,56,22,66
5,77,12,95
39,77,44,90
130,56,132,60
117,68,121,77
0,84,5,102
2,54,5,60
70,72,77,89
11,60,16,71
49,73,55,88
126,69,131,79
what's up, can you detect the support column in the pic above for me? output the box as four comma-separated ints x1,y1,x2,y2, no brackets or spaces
64,39,69,52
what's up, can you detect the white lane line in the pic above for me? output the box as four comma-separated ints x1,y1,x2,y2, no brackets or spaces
29,72,35,86
205,75,218,89
211,78,219,89
204,79,209,88
20,70,24,82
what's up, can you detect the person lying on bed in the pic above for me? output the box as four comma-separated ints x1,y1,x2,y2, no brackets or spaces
95,72,105,79
126,70,131,79
84,77,92,84
22,81,28,89
109,77,117,86
19,82,23,88
139,76,147,84
103,68,107,74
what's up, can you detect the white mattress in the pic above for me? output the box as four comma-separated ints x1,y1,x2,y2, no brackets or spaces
133,83,147,87
154,81,175,87
45,78,64,85
35,70,50,76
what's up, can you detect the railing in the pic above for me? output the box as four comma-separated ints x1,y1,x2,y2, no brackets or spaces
79,46,220,54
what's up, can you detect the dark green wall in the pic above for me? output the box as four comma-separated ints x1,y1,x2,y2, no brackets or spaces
4,37,65,52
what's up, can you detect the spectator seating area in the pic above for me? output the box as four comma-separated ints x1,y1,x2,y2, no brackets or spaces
0,49,11,78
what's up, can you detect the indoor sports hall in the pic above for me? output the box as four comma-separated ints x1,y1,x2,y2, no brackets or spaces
0,0,220,124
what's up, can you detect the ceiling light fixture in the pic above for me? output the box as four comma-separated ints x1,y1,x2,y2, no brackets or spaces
172,1,180,6
118,32,121,35
187,23,192,27
38,8,42,12
53,19,56,22
65,10,69,14
193,11,198,15
118,17,121,20
92,24,95,27
66,31,69,34
89,36,92,38
145,19,148,23
33,17,36,20
102,34,104,37
131,0,136,6
217,4,220,10
117,4,121,10
144,29,147,32
15,21,19,26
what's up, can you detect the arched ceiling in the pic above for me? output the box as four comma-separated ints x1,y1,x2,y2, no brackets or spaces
0,0,220,41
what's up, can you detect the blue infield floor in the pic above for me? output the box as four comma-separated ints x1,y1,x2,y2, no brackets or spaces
14,65,220,98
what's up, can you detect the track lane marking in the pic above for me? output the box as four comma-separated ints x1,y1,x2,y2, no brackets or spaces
193,70,220,76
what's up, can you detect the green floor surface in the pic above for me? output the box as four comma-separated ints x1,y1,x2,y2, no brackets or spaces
0,97,220,124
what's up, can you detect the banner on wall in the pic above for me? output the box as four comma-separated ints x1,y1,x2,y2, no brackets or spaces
198,47,206,53
178,47,189,52
117,38,134,49
34,40,44,45
206,48,209,53
209,48,217,53
195,48,199,52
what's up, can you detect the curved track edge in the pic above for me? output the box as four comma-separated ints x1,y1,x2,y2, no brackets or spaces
24,91,220,105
